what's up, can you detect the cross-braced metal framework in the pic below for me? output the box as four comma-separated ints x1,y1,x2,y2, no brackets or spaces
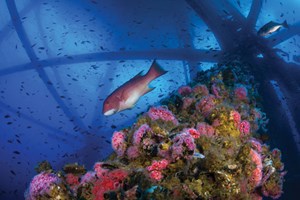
1,1,300,199
1,0,299,148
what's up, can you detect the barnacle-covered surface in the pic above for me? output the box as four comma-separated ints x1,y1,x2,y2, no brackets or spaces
25,64,286,200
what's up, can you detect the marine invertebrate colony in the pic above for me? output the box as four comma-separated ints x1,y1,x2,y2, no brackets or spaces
28,172,60,199
25,64,286,200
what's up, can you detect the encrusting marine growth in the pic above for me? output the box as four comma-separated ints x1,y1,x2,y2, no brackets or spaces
25,64,286,200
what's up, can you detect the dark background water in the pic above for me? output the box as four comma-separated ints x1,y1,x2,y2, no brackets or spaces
0,0,299,199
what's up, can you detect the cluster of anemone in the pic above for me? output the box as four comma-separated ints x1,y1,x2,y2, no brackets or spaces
25,65,285,200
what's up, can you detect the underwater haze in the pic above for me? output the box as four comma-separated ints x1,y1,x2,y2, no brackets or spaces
0,0,299,199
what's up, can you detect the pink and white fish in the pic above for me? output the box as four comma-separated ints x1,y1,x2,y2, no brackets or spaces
102,60,167,116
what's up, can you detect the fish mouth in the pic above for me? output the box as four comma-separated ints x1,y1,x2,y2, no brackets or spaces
103,109,117,116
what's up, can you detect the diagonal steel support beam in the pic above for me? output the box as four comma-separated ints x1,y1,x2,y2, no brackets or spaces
246,0,263,29
0,101,75,142
0,0,38,46
6,0,37,61
5,0,87,132
267,22,300,47
220,0,246,23
0,49,222,77
185,0,245,51
269,80,300,153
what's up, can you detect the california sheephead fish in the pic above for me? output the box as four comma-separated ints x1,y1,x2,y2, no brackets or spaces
257,20,288,36
103,60,167,116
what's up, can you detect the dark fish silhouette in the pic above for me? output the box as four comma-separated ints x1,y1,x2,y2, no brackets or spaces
103,60,167,116
257,20,288,36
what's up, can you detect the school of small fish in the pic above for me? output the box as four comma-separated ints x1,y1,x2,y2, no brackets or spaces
0,0,298,198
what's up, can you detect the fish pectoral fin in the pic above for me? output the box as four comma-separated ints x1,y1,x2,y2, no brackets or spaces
128,104,136,109
123,91,140,109
123,99,135,109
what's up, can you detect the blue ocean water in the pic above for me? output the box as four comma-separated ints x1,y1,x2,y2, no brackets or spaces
0,0,299,199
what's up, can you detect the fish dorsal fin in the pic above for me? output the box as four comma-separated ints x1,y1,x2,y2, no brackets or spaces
269,21,280,26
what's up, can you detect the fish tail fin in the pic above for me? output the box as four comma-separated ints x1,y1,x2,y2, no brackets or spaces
282,20,289,28
146,60,167,80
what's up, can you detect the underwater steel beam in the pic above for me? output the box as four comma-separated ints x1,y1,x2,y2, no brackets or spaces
185,0,245,51
246,39,300,155
185,0,225,49
220,0,246,23
39,49,221,65
0,101,74,142
270,81,300,153
0,49,221,77
175,13,199,83
246,0,263,29
5,0,37,62
0,62,32,77
5,0,87,133
0,0,38,46
268,22,300,47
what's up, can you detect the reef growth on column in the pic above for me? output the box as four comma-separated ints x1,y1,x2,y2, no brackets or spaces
25,64,286,200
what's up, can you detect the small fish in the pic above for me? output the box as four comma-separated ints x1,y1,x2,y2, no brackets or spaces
103,60,167,116
222,9,230,15
13,151,20,154
111,125,117,129
257,20,288,36
193,152,205,159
